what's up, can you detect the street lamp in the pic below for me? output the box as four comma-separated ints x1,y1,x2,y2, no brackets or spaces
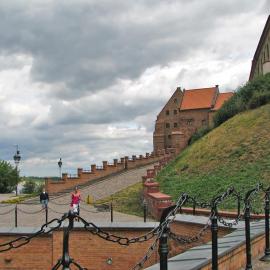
13,145,21,196
58,158,62,180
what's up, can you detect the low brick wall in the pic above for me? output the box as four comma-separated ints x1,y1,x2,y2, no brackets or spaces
0,219,230,270
46,150,175,194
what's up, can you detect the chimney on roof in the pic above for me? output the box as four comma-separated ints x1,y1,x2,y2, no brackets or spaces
176,86,181,91
215,85,219,88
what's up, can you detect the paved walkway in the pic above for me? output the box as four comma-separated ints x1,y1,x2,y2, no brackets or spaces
240,255,270,270
0,164,155,227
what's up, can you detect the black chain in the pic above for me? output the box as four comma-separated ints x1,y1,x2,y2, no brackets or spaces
0,215,68,252
78,215,159,245
0,207,16,215
169,213,213,244
17,207,45,215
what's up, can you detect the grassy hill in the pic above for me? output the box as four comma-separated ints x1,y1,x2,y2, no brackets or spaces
157,104,270,208
99,104,270,215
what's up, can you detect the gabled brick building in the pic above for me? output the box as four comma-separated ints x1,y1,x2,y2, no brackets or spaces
153,86,233,154
249,15,270,80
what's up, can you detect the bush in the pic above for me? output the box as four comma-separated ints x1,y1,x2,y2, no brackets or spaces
22,181,43,194
189,126,212,145
22,181,36,194
0,160,18,193
213,73,270,127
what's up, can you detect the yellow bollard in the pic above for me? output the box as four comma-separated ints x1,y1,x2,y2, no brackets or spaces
87,195,94,204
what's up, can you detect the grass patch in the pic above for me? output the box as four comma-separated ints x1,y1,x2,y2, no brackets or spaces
95,182,146,217
156,104,270,212
1,194,38,204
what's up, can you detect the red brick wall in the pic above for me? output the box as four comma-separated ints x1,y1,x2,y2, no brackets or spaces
0,235,52,270
0,221,230,270
46,153,166,194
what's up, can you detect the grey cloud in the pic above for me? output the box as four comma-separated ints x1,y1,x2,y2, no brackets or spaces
0,0,266,99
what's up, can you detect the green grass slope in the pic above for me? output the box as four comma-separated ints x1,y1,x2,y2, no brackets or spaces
157,104,270,206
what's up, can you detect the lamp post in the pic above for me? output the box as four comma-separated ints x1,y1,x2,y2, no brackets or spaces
13,145,21,196
58,158,62,180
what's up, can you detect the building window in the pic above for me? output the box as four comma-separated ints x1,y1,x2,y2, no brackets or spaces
187,119,193,126
174,122,177,128
168,135,171,139
166,110,170,115
202,119,207,125
166,123,170,128
174,109,177,115
174,98,177,103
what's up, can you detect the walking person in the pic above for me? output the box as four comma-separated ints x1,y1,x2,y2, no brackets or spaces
40,187,49,208
71,186,81,219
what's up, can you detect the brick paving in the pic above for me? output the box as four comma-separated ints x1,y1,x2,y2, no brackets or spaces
0,164,154,227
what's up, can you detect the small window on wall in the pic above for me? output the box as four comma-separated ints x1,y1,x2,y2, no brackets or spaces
174,98,177,103
187,119,193,126
174,109,177,115
168,135,171,139
174,123,177,128
166,123,170,128
202,119,207,125
166,110,170,115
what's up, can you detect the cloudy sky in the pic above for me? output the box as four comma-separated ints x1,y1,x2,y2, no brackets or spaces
0,0,268,176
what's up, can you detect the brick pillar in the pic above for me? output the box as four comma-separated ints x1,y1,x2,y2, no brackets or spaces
113,159,118,167
91,164,96,173
77,168,83,178
62,173,68,181
103,161,108,170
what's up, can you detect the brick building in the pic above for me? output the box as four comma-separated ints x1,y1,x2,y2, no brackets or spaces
153,85,233,154
249,15,270,80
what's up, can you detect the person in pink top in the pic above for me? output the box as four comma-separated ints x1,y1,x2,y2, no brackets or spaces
71,186,81,217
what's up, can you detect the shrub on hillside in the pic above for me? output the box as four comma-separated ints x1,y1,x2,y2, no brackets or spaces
213,73,270,127
189,126,212,145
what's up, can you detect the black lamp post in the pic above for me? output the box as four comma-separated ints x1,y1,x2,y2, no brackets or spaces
13,145,21,196
58,158,62,180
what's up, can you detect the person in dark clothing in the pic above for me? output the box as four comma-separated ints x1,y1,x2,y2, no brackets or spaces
40,188,49,208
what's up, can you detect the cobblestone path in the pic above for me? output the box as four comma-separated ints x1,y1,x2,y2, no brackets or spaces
240,255,270,270
0,164,155,227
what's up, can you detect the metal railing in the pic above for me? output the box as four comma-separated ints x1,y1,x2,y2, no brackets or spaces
0,183,269,270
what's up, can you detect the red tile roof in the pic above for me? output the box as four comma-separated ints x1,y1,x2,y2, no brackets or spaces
180,87,217,110
212,92,234,111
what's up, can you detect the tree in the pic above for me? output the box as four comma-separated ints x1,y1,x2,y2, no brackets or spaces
0,160,18,193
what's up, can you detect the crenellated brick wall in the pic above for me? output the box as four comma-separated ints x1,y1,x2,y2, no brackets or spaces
46,149,176,194
141,157,174,220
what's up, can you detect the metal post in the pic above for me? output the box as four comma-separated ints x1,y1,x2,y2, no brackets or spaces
110,202,113,223
159,205,176,270
143,202,147,223
15,204,17,227
45,206,48,226
159,226,169,270
260,190,270,261
52,211,75,270
211,206,218,270
244,202,253,270
193,200,196,215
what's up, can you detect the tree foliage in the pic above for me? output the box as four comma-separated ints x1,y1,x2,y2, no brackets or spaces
213,73,270,127
0,160,18,193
